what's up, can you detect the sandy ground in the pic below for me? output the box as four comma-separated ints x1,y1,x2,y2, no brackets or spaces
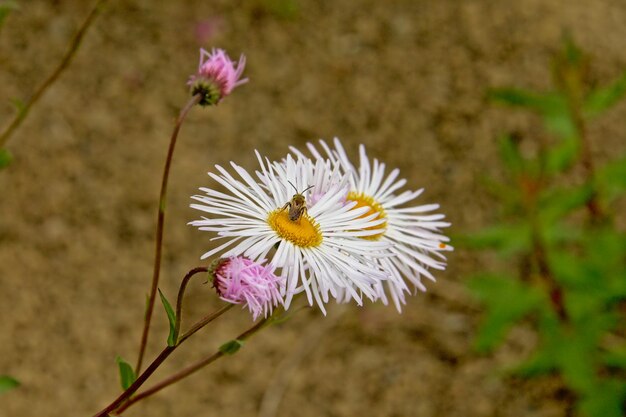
1,1,626,416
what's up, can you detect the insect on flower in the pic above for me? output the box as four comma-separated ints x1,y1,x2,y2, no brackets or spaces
282,182,314,222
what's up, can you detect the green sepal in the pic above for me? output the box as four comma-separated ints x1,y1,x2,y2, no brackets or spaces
158,289,177,347
0,149,12,169
219,339,244,355
0,375,19,394
115,356,136,391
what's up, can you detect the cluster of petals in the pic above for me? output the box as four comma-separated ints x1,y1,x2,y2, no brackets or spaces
188,48,248,105
212,257,283,320
191,139,452,316
288,138,453,311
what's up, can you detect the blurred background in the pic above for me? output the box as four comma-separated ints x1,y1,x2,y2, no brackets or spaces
1,1,625,416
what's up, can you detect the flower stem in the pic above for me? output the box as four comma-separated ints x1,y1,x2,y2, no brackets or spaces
93,302,232,417
113,318,271,415
174,266,210,342
135,93,202,374
0,0,107,148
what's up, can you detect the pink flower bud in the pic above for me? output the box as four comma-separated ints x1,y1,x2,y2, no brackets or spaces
210,257,283,320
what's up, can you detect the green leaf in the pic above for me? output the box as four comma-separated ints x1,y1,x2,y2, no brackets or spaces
584,71,626,117
115,356,136,391
603,345,626,369
0,375,19,394
511,349,557,377
538,184,592,224
458,222,531,255
578,379,626,417
219,339,244,355
598,156,626,202
469,274,544,352
158,289,177,347
544,135,580,174
498,134,524,175
0,148,12,169
556,335,597,392
9,97,25,115
0,1,18,29
488,89,562,113
262,0,299,19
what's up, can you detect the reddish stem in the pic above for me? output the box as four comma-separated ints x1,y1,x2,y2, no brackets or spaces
135,93,202,374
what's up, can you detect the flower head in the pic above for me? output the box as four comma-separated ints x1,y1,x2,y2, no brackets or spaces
190,152,391,313
289,138,453,312
188,48,248,106
210,257,282,320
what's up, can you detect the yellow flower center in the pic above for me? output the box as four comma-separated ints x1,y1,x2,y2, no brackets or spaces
346,191,387,240
267,209,323,248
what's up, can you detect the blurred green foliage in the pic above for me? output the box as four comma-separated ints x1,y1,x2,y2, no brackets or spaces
0,375,19,394
0,148,12,169
0,1,18,30
465,38,626,417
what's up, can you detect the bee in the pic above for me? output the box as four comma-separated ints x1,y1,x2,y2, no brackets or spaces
282,182,314,222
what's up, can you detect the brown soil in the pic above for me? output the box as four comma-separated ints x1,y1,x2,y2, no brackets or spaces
1,1,625,416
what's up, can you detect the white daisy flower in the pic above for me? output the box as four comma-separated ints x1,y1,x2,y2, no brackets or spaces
288,138,453,312
190,152,391,313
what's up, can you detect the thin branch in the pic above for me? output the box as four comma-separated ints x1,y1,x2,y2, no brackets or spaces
93,300,232,417
115,317,272,415
135,93,202,374
0,0,107,148
174,266,210,341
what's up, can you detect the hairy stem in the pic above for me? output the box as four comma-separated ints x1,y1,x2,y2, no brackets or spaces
0,0,107,148
135,93,202,374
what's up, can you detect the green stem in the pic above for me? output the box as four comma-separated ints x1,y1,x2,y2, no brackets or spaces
0,0,107,148
135,93,202,374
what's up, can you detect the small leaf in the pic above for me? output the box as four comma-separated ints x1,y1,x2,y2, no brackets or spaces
469,274,544,352
158,289,177,347
544,135,579,174
603,345,626,370
538,184,592,224
498,134,524,175
9,97,25,115
0,375,19,394
0,1,18,29
488,89,563,113
0,148,13,169
511,349,557,377
556,336,597,392
219,339,244,355
577,379,626,417
458,222,531,255
262,0,299,19
115,356,136,391
584,71,626,117
598,156,626,202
